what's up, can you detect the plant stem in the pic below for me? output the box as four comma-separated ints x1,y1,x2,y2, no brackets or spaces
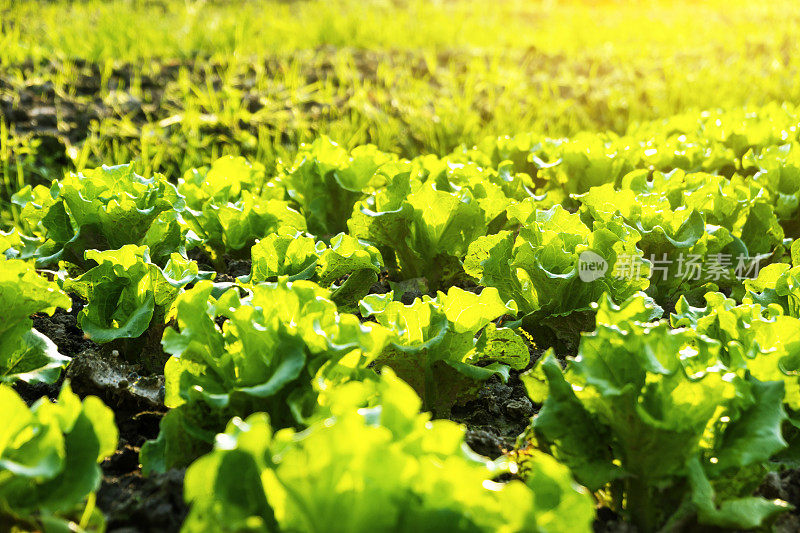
423,363,437,415
627,474,655,532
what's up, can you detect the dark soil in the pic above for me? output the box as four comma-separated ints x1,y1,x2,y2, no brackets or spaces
755,469,800,533
98,469,188,533
450,372,535,459
71,350,188,533
31,294,98,357
592,509,638,533
16,294,187,533
187,248,251,281
15,295,99,405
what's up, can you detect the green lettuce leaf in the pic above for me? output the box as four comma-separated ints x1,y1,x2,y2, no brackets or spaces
246,232,383,311
179,156,305,257
528,293,789,531
465,203,648,320
181,370,594,533
14,163,185,269
280,137,393,236
141,279,388,473
0,382,117,531
672,291,800,409
349,174,490,290
743,241,800,317
577,170,786,307
63,245,209,346
0,257,71,384
363,286,521,414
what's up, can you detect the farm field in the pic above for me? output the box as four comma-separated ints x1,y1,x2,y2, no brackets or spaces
3,0,800,531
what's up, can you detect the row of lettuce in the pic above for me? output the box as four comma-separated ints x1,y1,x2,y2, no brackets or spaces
3,103,800,531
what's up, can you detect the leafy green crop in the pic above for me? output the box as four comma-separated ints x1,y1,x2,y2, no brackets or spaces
577,170,785,306
279,137,393,236
538,132,638,200
179,156,306,259
672,290,800,409
748,143,800,221
141,279,387,473
349,173,493,290
360,286,524,414
8,5,800,532
12,163,186,269
0,382,118,532
247,232,320,282
0,228,39,260
247,232,383,311
525,293,789,531
62,245,211,346
181,369,595,533
742,240,800,317
406,156,518,225
468,105,800,205
0,257,71,384
465,203,648,320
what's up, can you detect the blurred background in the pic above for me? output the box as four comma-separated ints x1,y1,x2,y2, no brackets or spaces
1,0,798,220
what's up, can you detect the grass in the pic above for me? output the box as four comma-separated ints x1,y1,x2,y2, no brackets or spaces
3,0,798,61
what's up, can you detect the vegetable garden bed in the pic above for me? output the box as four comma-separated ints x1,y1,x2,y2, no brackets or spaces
6,1,800,531
5,104,800,531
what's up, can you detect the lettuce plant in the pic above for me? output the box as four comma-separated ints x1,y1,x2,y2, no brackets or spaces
667,171,784,256
748,143,800,221
360,286,525,414
577,170,785,306
62,245,210,346
0,228,39,260
407,155,519,224
537,132,638,198
247,232,383,311
464,203,648,320
467,131,638,204
671,290,800,409
279,136,393,236
525,294,789,531
12,163,185,269
1,257,71,384
0,383,117,532
181,370,595,533
670,290,800,468
178,155,270,209
141,279,387,473
179,156,305,259
463,106,799,199
741,240,800,317
349,174,492,290
617,169,784,257
247,232,320,282
315,233,384,308
463,132,553,188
